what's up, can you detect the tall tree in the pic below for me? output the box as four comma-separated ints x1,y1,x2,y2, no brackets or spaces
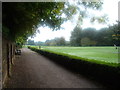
70,26,82,46
111,21,120,46
96,27,113,46
82,28,97,40
56,37,66,46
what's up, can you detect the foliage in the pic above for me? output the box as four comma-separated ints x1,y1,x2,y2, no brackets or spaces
26,39,35,45
77,1,108,24
2,1,104,44
70,26,114,46
96,27,114,46
70,26,82,46
82,28,97,40
2,2,65,43
35,41,45,46
81,37,96,46
90,15,108,24
79,1,103,10
111,21,120,46
45,37,66,46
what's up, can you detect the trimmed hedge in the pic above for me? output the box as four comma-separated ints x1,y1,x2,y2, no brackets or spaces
28,46,120,88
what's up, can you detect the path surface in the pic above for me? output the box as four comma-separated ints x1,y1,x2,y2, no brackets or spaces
5,48,104,88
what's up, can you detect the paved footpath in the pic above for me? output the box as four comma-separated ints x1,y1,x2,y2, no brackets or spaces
5,48,105,88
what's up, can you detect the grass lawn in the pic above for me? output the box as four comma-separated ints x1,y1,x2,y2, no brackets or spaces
39,46,119,64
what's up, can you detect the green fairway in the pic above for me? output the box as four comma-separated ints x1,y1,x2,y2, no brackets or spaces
39,46,119,64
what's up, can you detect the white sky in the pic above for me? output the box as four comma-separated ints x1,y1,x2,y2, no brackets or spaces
29,0,119,42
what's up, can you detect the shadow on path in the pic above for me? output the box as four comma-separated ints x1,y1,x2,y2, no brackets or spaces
5,48,106,88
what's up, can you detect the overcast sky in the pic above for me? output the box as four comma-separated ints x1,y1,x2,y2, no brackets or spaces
29,0,119,42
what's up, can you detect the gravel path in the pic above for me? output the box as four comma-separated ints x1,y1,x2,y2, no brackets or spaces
5,48,104,88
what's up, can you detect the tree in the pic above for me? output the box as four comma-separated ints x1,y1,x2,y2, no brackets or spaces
66,41,70,46
45,40,51,46
2,1,103,45
81,37,96,46
82,28,97,40
2,2,65,44
95,27,113,46
81,37,91,46
45,37,66,46
35,41,45,46
70,26,114,46
57,37,66,46
27,39,35,45
111,21,120,46
70,26,82,46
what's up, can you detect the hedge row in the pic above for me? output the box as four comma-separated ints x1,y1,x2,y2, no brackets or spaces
28,46,120,88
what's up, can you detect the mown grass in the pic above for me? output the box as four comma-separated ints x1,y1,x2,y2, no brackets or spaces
28,46,119,67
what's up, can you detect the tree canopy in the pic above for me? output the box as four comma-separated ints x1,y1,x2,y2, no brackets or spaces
2,2,65,44
111,21,120,46
70,26,116,46
2,1,104,44
45,37,66,46
70,26,82,46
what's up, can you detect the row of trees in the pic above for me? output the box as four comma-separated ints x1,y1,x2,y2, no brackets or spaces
45,37,66,46
70,21,120,46
26,39,35,45
43,23,119,47
27,37,66,46
27,22,120,46
70,26,114,46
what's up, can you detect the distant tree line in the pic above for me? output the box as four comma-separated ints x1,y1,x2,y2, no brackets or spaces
26,22,120,47
26,39,35,45
26,37,67,46
70,26,113,46
45,37,66,46
70,22,120,46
